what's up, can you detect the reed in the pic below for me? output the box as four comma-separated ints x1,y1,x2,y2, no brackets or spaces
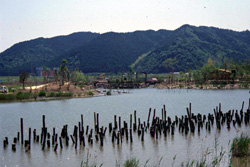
231,133,250,157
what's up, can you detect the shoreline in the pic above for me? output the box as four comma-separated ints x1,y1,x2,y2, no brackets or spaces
1,85,249,103
154,83,250,90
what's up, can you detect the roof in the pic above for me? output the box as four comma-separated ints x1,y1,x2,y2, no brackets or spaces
218,69,231,73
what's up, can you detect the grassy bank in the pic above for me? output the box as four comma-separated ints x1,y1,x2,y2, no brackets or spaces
0,91,73,101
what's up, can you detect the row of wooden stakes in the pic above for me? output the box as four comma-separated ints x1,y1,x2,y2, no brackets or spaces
2,100,250,152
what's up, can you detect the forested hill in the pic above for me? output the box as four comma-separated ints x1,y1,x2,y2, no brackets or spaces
0,25,250,76
132,25,250,73
0,32,100,75
53,30,171,73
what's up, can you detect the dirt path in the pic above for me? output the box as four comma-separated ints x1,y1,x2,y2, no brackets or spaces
25,83,50,90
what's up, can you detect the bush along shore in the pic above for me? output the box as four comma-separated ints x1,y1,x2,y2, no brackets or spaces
2,100,250,166
0,91,74,101
0,82,99,102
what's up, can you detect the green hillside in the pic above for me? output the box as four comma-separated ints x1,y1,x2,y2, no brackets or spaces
132,25,250,73
0,32,100,75
55,30,171,73
0,25,249,76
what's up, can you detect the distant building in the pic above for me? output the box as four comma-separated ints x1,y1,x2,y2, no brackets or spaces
146,76,158,83
36,67,59,77
173,72,180,75
210,69,231,80
161,76,174,83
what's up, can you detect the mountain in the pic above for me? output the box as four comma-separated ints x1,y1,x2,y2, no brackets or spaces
54,30,171,73
0,32,100,75
0,25,250,76
132,25,250,73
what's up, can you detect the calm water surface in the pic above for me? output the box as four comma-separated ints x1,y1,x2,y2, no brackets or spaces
0,88,250,167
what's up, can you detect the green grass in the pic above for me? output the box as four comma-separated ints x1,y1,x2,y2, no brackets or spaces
241,82,249,88
54,91,73,97
38,91,46,97
16,92,31,100
0,76,45,83
47,92,55,97
62,92,73,97
123,158,139,167
87,91,94,96
231,133,250,157
0,94,16,100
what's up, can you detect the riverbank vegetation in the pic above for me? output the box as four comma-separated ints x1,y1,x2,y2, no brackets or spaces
80,133,250,167
1,56,250,102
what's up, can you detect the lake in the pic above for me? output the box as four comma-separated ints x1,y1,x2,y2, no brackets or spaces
1,88,250,167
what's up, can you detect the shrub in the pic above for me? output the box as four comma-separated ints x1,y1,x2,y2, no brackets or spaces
16,92,24,100
47,92,55,97
62,92,73,97
220,83,226,87
106,91,111,96
123,158,139,167
0,94,15,100
23,92,31,99
33,93,38,99
55,92,63,97
242,83,249,88
39,91,46,97
87,91,94,96
232,133,250,157
16,92,31,100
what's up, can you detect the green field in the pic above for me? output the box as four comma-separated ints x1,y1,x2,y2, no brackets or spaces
0,76,49,83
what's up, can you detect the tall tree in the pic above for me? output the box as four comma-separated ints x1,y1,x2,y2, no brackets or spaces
54,69,58,84
19,72,29,90
43,66,49,83
60,59,68,86
71,68,85,87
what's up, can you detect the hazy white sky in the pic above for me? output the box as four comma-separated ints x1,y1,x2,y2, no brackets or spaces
0,0,250,52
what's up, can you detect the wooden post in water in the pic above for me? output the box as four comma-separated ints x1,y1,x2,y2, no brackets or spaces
81,114,84,132
33,129,36,141
117,132,120,145
12,143,16,151
119,116,121,132
70,135,75,144
17,132,19,142
141,128,144,141
164,105,166,123
130,129,133,143
97,113,99,133
74,125,78,149
130,114,132,129
28,128,31,147
59,137,63,149
112,131,115,143
20,118,23,145
54,144,58,152
134,110,137,131
114,115,117,129
147,108,151,127
42,115,45,129
94,112,96,131
109,123,112,133
42,128,47,150
86,125,89,135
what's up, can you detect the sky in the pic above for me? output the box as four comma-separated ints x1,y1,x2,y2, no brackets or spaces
0,0,250,52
